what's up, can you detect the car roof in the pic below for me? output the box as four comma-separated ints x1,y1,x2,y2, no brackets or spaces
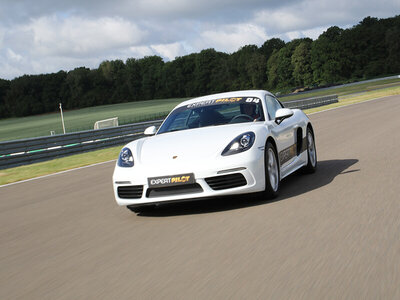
176,90,275,108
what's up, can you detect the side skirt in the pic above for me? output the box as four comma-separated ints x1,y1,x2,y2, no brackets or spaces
280,150,307,179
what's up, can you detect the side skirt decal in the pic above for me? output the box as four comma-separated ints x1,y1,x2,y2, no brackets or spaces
279,137,307,165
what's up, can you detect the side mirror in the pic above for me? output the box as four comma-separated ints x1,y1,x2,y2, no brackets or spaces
144,126,157,135
275,108,294,124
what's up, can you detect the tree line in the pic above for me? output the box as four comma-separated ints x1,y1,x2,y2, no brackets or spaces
0,15,399,119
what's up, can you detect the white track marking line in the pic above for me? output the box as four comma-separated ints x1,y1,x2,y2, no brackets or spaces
1,94,397,188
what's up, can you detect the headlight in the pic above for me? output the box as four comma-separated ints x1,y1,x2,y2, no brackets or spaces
222,132,255,156
118,147,134,167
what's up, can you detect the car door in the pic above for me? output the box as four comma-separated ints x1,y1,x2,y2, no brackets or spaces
264,95,297,174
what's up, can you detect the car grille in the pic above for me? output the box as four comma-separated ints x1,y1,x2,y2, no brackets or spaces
146,183,203,198
118,185,143,199
205,173,247,190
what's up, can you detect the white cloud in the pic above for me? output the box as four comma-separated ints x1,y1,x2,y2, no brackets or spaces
0,15,149,78
127,46,156,58
134,0,207,18
123,43,187,62
255,10,307,34
30,16,146,57
6,49,23,62
0,0,399,79
0,62,24,80
195,23,268,53
254,0,400,36
151,42,186,60
280,26,330,41
0,27,5,48
300,26,330,40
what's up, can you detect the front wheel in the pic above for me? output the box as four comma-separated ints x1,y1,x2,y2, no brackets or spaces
262,142,280,199
302,128,317,174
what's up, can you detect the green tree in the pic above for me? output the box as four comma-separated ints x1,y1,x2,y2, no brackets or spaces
267,50,279,89
0,79,10,118
40,71,67,112
260,38,286,59
311,26,345,85
276,39,304,88
385,26,400,73
125,58,142,100
230,45,259,90
247,52,267,89
292,40,313,87
162,54,198,97
194,49,229,95
138,56,164,99
64,67,92,108
98,60,129,103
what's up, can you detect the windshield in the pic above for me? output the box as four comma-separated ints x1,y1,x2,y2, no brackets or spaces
157,97,265,134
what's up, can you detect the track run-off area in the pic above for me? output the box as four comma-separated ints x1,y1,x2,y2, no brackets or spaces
1,95,400,299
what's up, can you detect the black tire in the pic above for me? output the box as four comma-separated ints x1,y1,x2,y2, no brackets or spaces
303,127,317,174
263,141,280,199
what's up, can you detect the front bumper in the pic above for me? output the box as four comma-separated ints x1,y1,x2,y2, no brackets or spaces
112,149,265,206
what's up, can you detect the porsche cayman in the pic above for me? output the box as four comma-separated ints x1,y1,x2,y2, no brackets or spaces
113,90,317,212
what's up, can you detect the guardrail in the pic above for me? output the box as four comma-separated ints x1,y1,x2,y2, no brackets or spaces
283,94,338,109
0,120,163,170
0,94,338,170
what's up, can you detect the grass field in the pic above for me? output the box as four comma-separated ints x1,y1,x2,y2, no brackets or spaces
1,84,400,186
0,98,186,141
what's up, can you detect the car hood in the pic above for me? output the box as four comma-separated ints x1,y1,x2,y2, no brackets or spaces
135,123,262,166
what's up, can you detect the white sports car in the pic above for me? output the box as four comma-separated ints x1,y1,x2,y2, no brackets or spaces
113,90,317,212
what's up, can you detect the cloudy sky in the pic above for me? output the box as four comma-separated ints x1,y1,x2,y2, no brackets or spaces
0,0,398,80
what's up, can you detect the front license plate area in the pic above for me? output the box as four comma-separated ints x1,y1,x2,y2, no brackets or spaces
148,173,195,188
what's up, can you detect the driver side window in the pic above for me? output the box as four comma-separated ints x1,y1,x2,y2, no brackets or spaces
265,95,283,121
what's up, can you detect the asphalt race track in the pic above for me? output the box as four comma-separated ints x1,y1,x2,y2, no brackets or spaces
1,95,400,299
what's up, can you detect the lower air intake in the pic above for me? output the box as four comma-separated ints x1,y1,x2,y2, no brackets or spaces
205,173,247,190
118,185,143,199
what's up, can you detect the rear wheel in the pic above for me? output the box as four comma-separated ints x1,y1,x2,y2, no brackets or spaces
303,128,317,173
263,141,280,199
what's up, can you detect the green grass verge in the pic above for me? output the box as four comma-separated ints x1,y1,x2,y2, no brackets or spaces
2,85,399,186
0,146,121,185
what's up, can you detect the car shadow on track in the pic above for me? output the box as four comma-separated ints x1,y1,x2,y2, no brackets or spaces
135,158,359,217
